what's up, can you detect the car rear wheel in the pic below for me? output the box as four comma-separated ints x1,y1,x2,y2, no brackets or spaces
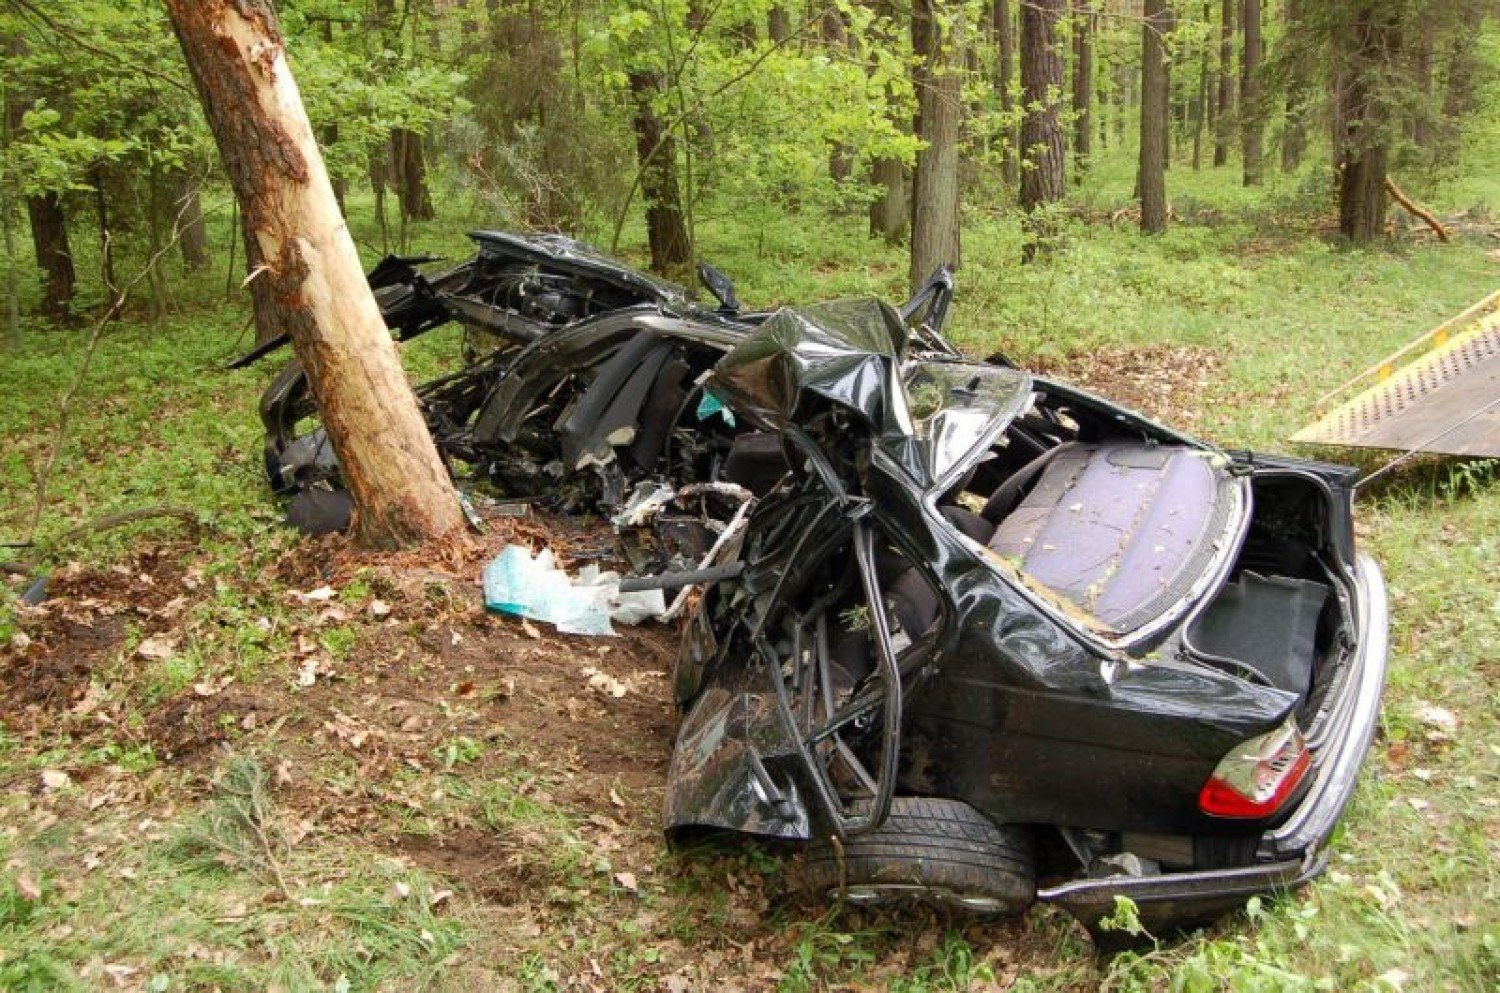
804,797,1036,917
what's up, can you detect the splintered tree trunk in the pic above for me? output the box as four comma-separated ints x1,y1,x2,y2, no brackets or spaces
908,0,962,290
1072,5,1094,180
1240,0,1263,185
1214,0,1236,166
994,0,1018,190
628,71,692,279
1019,0,1065,261
390,128,435,222
26,193,75,316
164,0,463,548
1140,0,1170,234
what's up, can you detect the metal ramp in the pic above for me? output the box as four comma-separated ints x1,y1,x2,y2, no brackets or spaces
1291,290,1500,458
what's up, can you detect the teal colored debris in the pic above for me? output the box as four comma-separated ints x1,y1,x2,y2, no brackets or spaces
696,390,735,427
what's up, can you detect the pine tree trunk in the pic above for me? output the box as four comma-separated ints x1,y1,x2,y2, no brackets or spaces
768,6,791,44
172,173,211,270
1162,6,1175,171
909,0,962,290
390,128,435,222
1193,2,1211,171
25,193,75,316
1410,18,1434,151
1240,0,1263,185
1337,6,1397,244
628,70,693,279
1214,0,1236,166
822,10,853,182
869,157,909,244
164,0,463,548
1072,5,1094,180
1140,0,1170,234
868,1,909,240
1019,0,1065,261
1281,0,1309,172
994,0,1018,189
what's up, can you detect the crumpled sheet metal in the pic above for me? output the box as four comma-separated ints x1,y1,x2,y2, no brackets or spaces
711,299,909,431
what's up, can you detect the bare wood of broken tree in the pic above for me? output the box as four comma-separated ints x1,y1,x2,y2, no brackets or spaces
161,0,463,549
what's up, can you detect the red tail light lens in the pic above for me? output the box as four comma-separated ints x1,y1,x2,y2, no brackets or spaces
1199,719,1312,819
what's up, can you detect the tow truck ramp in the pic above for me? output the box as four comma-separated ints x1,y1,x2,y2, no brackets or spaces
1292,290,1500,459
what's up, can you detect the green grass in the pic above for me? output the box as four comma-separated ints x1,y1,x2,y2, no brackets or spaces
3,141,1500,989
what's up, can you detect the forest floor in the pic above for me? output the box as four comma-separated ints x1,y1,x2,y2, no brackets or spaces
3,175,1500,991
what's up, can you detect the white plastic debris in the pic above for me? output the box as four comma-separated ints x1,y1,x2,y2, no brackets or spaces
611,482,678,528
482,546,665,636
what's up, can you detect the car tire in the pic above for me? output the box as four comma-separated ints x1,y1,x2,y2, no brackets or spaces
804,797,1035,917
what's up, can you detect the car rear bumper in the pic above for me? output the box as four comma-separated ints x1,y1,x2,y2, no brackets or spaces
1037,553,1389,935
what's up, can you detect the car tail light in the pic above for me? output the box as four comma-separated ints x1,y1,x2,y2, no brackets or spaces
1198,719,1312,819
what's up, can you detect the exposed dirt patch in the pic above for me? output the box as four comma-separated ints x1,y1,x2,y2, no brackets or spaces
1032,342,1224,433
1,546,195,718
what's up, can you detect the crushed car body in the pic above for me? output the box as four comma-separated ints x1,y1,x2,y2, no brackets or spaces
242,232,1389,942
665,298,1388,940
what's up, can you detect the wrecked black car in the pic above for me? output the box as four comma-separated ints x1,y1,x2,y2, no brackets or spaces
664,298,1387,941
241,230,766,530
243,232,1387,941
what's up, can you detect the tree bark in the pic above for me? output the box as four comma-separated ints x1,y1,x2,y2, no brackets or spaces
1409,17,1434,151
1140,0,1170,234
1072,5,1094,180
1281,0,1309,172
390,127,435,222
909,0,962,290
1193,1,1211,171
1337,5,1398,244
171,173,211,270
768,6,792,44
1019,0,1065,261
868,0,909,242
164,0,463,548
821,9,853,182
628,70,693,279
1214,0,1236,167
994,0,1018,189
25,193,75,316
869,157,909,244
1240,0,1263,185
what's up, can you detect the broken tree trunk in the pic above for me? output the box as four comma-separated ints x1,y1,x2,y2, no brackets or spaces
163,0,464,548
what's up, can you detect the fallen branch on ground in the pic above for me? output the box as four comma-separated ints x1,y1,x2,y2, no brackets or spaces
1384,177,1451,243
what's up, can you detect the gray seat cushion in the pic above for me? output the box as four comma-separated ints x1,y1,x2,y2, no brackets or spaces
988,443,1236,634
